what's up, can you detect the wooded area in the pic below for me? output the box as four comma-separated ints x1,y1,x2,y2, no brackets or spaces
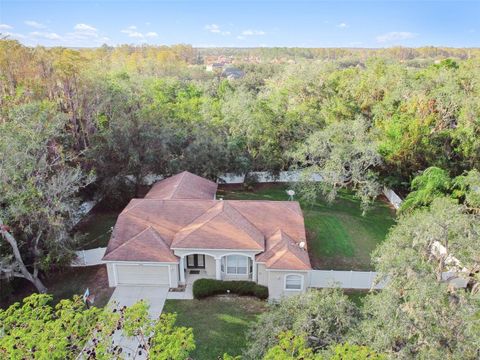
1,40,480,359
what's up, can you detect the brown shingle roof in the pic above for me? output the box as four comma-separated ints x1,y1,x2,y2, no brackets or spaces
256,229,311,270
145,171,218,200
172,201,264,250
103,173,311,270
103,227,178,262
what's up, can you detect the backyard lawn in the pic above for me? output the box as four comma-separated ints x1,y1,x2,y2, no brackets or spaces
75,211,119,250
163,296,266,359
218,185,396,270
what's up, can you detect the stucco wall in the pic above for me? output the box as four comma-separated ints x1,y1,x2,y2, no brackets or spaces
257,263,268,286
204,255,216,276
169,264,179,288
267,270,308,300
106,263,116,287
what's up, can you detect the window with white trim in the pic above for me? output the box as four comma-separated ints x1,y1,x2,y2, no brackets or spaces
226,255,248,275
285,274,303,290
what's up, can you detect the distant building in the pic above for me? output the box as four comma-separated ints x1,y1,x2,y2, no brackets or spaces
206,63,224,72
222,67,245,80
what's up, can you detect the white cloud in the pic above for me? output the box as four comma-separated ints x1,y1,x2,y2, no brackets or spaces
241,29,266,36
237,35,245,40
74,23,97,33
205,24,221,33
0,24,13,30
376,31,417,43
121,25,159,40
205,24,230,36
24,20,46,29
337,22,349,29
30,31,62,40
121,25,144,38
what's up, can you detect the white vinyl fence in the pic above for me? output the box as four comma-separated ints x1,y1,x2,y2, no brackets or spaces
308,270,468,290
382,187,403,209
309,270,388,290
218,170,322,184
71,247,106,267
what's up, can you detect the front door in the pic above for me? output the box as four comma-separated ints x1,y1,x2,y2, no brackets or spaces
186,254,205,269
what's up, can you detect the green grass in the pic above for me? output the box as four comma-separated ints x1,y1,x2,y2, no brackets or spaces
218,185,396,270
163,297,267,359
75,211,119,250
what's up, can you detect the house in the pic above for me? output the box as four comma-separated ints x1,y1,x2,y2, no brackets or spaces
222,67,245,80
102,171,311,299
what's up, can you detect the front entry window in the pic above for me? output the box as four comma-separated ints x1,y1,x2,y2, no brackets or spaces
186,254,205,269
226,255,248,275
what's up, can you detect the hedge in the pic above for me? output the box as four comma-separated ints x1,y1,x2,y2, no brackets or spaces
192,279,268,300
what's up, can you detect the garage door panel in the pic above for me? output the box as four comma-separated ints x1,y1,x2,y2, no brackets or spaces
116,264,169,286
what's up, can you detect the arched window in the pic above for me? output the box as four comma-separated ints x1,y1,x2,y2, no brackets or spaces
285,274,303,290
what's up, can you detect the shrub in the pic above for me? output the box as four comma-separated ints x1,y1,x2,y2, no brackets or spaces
192,279,268,300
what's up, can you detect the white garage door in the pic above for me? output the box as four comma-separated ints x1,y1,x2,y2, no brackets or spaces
115,264,170,286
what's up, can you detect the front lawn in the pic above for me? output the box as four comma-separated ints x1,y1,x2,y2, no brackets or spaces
218,184,396,270
163,296,267,359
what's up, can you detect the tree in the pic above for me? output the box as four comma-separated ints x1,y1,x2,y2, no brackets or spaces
357,198,480,359
0,102,94,293
0,294,195,359
244,289,357,359
400,167,451,213
292,116,382,212
400,167,480,214
263,331,320,360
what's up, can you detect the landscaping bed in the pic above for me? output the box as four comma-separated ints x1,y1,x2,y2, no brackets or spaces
163,296,266,359
218,184,396,270
193,279,268,299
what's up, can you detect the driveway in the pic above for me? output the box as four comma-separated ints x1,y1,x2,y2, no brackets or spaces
107,286,169,359
109,285,169,317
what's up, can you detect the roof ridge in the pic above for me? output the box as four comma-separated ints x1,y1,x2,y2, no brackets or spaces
121,198,148,215
106,226,152,255
172,202,224,245
222,201,264,247
169,171,188,198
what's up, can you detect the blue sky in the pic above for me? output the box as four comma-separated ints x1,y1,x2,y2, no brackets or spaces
0,1,478,48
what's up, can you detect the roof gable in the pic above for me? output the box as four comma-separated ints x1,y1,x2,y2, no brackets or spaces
145,171,218,200
172,201,264,250
256,229,311,270
103,227,178,262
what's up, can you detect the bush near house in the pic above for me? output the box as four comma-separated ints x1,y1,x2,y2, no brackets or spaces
193,279,268,299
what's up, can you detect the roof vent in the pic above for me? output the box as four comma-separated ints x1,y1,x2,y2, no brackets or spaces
299,241,305,249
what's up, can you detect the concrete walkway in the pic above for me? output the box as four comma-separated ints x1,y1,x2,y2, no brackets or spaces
107,286,169,359
71,247,106,266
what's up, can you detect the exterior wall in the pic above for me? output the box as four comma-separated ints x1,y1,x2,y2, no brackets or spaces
204,255,216,277
173,249,259,259
169,264,179,288
257,263,268,286
267,270,309,300
106,263,116,287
